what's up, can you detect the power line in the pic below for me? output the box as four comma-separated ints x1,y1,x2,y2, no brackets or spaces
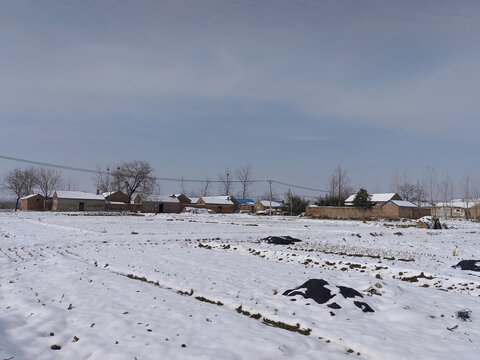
0,154,98,174
0,154,327,193
271,180,326,193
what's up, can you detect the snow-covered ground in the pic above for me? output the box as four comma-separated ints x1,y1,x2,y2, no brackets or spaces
1,211,479,359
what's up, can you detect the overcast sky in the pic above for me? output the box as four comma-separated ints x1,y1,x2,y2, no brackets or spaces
1,0,479,198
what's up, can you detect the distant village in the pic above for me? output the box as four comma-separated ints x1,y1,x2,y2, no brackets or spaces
18,189,480,221
4,161,480,221
19,190,283,215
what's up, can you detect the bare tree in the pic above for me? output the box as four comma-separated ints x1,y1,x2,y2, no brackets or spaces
2,167,37,211
326,165,352,206
439,171,455,219
199,178,211,197
112,160,157,202
423,165,437,207
414,179,425,207
236,165,253,199
64,178,79,191
36,167,62,210
218,168,233,196
93,164,114,193
390,168,410,194
462,169,472,207
398,182,416,202
462,169,472,219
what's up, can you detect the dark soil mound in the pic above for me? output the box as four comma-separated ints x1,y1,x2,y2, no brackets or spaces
283,279,334,304
262,236,302,245
452,260,480,272
338,286,363,299
283,279,374,313
354,301,375,313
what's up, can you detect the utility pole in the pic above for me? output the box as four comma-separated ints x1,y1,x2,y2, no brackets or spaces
290,192,293,216
227,172,230,196
269,180,272,215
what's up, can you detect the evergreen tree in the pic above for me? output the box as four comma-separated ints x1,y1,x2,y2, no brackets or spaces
283,190,309,215
353,188,373,209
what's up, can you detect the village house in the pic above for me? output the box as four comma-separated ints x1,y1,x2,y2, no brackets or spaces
189,197,200,204
103,191,129,203
103,190,137,211
52,191,105,212
133,195,182,213
196,196,237,213
254,200,283,214
433,199,480,219
380,200,430,219
170,194,192,204
20,193,46,211
344,193,402,206
236,198,256,213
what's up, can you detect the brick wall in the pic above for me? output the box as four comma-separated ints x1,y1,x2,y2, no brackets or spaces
306,204,430,220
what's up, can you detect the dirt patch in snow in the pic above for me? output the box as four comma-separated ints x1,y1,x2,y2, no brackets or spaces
283,279,374,313
452,260,480,272
261,236,302,245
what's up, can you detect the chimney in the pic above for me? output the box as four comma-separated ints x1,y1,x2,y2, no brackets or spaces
96,189,100,195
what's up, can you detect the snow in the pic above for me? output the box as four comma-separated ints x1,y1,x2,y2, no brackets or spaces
259,200,283,207
144,196,180,203
54,191,104,201
20,194,41,200
1,212,480,359
389,200,418,208
200,196,235,205
345,193,398,204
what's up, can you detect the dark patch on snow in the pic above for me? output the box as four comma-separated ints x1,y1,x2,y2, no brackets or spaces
456,309,472,321
327,302,341,309
337,286,363,299
354,301,375,313
452,260,480,272
283,279,374,313
283,279,334,304
262,236,302,245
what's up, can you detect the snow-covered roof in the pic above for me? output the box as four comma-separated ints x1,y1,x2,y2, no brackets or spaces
20,194,43,200
143,196,180,203
190,197,200,204
389,200,418,208
345,193,399,203
54,191,105,201
201,196,235,205
258,200,283,208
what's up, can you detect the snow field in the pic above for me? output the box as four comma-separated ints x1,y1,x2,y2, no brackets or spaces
1,212,479,359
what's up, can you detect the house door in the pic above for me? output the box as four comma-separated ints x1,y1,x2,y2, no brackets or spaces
158,204,164,213
217,206,222,213
79,202,85,211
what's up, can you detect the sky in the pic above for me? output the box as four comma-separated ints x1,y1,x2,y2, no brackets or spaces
1,0,479,199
